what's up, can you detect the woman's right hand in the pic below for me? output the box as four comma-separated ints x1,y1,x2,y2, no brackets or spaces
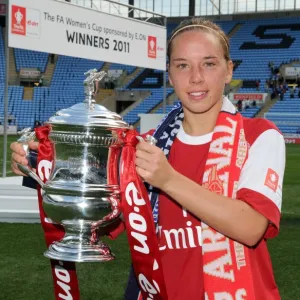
10,140,39,176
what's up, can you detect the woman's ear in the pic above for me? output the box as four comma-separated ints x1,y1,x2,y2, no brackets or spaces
225,60,233,84
167,64,174,87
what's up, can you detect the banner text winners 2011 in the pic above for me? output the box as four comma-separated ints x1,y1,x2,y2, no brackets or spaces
43,12,151,54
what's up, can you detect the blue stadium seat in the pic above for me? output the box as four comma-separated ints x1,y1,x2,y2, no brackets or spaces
2,18,300,130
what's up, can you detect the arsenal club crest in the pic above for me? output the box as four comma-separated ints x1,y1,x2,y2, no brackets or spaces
203,165,224,195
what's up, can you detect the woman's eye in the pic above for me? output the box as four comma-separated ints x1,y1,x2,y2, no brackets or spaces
177,64,188,69
204,62,215,67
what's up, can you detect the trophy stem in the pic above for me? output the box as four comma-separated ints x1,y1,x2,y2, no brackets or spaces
44,221,115,262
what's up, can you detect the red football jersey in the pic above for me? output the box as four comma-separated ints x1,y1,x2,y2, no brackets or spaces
158,117,285,300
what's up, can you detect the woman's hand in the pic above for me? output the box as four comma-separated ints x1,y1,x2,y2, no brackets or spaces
10,140,39,176
135,140,176,190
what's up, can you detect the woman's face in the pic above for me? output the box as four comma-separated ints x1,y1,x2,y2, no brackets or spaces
168,30,233,115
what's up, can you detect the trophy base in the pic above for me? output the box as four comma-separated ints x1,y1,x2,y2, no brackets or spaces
44,240,115,262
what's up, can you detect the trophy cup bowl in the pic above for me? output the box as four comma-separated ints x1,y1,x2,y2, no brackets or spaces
17,70,129,262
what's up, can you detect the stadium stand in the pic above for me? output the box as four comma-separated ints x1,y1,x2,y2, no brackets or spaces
265,88,300,135
1,17,300,134
110,63,136,74
231,18,300,84
228,17,300,130
14,49,49,72
122,88,174,125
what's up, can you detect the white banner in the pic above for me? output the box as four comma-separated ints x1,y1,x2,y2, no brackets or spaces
138,113,166,134
8,0,166,70
20,68,41,79
285,67,300,77
108,69,123,78
0,125,17,135
229,93,267,103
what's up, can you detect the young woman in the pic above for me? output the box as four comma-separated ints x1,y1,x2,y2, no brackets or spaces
11,18,285,300
130,18,286,299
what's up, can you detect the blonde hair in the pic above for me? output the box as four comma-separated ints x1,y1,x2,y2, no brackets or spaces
167,18,230,61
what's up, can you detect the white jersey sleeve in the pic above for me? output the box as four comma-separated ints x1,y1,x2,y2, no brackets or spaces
237,128,286,212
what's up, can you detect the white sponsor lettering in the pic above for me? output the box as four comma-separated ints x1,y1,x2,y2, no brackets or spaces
236,129,247,169
234,242,246,270
202,224,230,254
202,117,237,283
125,182,146,206
206,153,231,171
205,289,247,300
54,262,72,300
158,221,202,250
125,182,149,254
214,292,233,300
14,24,24,30
138,274,158,297
207,119,237,171
57,281,72,300
219,172,229,197
129,212,147,233
235,289,247,299
38,159,53,181
131,231,149,254
125,181,161,298
203,252,235,282
163,228,186,249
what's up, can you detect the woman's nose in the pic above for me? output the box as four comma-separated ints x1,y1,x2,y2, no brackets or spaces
189,66,204,85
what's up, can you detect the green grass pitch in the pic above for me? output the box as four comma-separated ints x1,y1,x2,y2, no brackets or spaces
0,136,299,299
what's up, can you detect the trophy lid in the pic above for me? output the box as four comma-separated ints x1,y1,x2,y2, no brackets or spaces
47,101,129,129
46,69,129,130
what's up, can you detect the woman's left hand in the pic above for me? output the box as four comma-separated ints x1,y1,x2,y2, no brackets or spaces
135,139,175,190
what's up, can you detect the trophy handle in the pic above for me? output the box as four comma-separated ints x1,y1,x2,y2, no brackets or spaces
17,127,45,188
145,134,157,145
136,134,157,145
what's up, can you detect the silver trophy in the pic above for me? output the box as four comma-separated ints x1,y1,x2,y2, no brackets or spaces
17,69,133,262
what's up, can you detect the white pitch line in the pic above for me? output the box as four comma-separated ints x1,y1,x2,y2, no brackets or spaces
0,209,39,213
0,195,37,200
